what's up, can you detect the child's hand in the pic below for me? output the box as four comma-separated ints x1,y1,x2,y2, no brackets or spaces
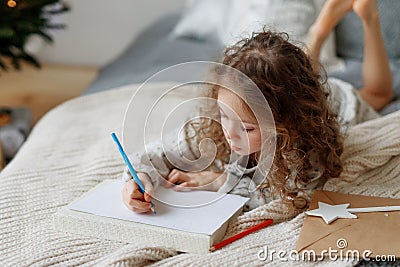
122,173,154,213
164,169,227,192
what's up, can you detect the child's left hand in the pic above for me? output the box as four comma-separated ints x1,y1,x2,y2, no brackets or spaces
164,169,227,192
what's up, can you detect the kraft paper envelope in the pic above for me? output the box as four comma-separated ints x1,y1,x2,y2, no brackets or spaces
296,190,400,258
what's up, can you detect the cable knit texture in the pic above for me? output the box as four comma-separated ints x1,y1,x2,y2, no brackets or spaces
1,84,399,266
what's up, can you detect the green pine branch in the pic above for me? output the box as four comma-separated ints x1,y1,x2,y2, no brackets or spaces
0,0,70,71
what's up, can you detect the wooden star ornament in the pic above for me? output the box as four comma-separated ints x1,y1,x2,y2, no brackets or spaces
305,202,400,224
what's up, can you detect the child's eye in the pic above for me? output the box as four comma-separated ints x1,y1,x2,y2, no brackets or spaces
240,126,254,132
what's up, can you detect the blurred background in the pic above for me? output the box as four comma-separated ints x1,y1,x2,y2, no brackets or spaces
37,0,185,66
1,0,400,169
1,0,186,121
0,0,184,167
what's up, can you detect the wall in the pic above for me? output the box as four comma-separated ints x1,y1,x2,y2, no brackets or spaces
37,0,185,67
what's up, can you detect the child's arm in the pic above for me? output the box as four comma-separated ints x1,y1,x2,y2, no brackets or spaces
120,126,221,210
120,128,197,187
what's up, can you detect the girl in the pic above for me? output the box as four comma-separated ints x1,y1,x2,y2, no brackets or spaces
121,0,392,214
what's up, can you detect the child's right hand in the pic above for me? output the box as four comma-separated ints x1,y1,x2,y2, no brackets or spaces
122,172,154,213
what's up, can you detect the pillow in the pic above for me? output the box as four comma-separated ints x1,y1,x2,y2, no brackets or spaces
219,0,265,45
172,0,344,70
220,0,343,71
171,0,229,42
221,0,315,45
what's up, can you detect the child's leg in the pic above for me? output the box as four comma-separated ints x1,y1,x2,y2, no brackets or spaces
307,0,353,67
353,0,393,111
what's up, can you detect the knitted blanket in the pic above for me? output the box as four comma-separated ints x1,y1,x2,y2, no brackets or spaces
1,84,399,267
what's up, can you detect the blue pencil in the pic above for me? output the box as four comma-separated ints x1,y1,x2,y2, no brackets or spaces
111,132,156,215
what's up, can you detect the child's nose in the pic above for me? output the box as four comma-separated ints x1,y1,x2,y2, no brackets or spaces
226,125,241,141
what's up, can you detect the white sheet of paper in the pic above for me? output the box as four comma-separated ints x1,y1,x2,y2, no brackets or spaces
68,180,249,235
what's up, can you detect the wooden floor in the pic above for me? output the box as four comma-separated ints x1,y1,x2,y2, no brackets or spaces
0,63,98,124
0,63,98,170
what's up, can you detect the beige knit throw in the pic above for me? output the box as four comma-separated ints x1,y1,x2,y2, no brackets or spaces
226,109,400,234
1,85,399,267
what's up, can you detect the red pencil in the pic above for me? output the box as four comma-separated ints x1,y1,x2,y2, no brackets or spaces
209,219,274,252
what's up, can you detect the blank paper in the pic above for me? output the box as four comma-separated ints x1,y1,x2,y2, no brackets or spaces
68,180,249,235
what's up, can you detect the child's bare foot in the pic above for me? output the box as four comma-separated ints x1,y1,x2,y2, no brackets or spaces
353,0,379,22
310,0,354,41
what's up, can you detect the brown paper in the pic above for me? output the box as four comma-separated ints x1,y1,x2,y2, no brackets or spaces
296,190,400,258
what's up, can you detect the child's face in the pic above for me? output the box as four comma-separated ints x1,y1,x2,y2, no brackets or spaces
217,89,262,156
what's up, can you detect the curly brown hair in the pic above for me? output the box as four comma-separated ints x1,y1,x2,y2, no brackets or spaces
186,31,344,210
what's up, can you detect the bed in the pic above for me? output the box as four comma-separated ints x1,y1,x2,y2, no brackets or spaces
2,1,400,266
1,82,400,266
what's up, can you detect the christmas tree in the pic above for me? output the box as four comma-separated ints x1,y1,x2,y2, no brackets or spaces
0,0,69,71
